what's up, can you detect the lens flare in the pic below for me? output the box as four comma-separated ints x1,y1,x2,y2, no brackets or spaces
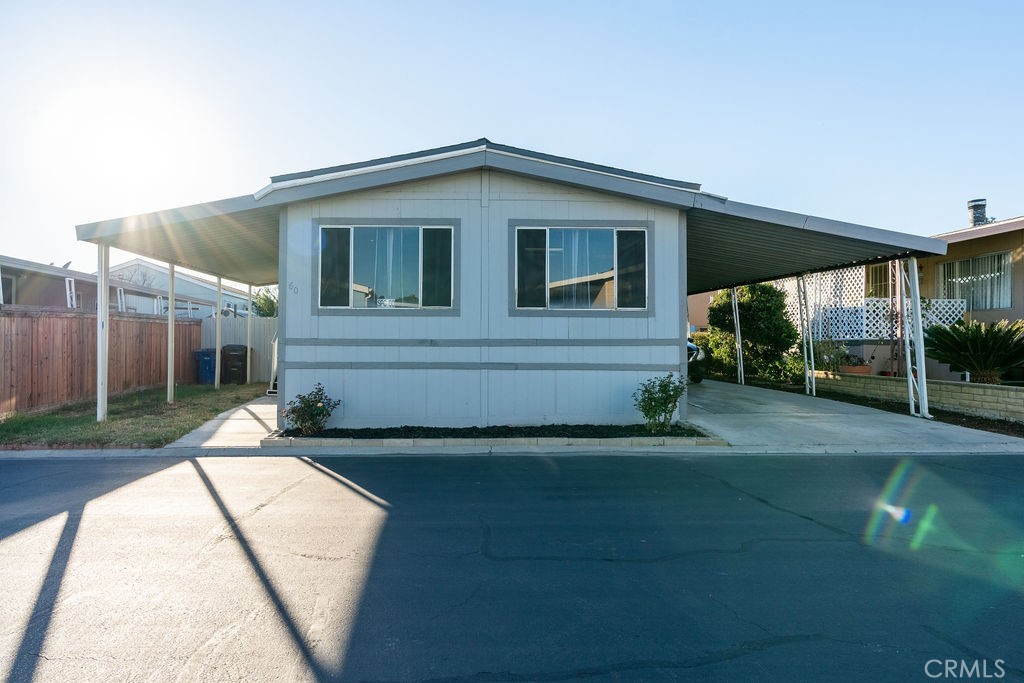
878,502,911,524
864,459,1024,594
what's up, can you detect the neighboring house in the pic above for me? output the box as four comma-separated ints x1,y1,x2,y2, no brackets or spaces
919,199,1022,326
109,259,252,318
76,139,945,428
0,254,182,313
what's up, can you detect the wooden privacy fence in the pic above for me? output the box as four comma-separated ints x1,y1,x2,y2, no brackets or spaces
0,307,201,418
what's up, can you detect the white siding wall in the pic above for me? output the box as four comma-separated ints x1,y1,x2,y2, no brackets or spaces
278,171,685,427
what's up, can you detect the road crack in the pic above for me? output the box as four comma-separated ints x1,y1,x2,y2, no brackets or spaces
356,634,825,682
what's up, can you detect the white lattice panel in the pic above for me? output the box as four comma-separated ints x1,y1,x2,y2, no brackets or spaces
920,298,967,328
772,268,965,341
775,266,867,340
864,298,896,339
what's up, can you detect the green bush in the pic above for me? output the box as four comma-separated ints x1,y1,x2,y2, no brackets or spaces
283,382,342,435
692,329,739,378
633,373,687,434
759,352,808,384
924,319,1024,384
704,284,799,381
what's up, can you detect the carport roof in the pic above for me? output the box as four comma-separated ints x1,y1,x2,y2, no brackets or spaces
75,139,946,290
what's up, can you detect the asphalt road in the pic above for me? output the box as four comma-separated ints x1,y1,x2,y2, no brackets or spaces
1,454,1022,682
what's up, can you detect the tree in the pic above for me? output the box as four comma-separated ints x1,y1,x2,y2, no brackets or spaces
924,319,1024,384
706,283,799,381
114,266,158,288
252,287,279,317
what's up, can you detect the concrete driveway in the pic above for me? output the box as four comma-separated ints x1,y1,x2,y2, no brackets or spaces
1,455,1022,682
686,381,1024,454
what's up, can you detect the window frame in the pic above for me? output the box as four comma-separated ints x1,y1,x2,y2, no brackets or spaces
936,250,1012,311
864,263,892,299
317,222,456,312
0,274,13,305
512,223,651,314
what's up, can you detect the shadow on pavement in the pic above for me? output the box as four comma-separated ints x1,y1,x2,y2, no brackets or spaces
0,458,184,683
305,455,1024,682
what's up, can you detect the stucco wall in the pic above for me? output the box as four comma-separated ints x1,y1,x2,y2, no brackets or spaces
814,371,1024,423
917,228,1024,325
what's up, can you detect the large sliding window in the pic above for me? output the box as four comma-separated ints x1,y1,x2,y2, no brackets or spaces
937,251,1011,310
320,225,453,308
515,227,647,310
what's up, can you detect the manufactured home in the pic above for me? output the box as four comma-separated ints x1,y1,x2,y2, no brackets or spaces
76,140,946,427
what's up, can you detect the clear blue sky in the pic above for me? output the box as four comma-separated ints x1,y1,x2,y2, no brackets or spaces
1,0,1021,276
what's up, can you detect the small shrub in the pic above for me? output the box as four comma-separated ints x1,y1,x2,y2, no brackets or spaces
812,339,847,373
283,383,342,435
633,373,687,434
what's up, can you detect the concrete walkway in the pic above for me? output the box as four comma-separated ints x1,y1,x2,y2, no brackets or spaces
686,380,1024,453
165,394,279,448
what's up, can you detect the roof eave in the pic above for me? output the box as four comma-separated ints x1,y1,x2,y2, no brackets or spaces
75,194,265,243
692,194,947,257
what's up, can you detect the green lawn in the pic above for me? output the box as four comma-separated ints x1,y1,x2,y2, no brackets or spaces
0,384,268,449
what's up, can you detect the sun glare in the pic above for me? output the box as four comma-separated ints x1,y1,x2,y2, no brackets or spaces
25,70,228,215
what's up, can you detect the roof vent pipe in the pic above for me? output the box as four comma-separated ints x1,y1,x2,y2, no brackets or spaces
968,198,987,226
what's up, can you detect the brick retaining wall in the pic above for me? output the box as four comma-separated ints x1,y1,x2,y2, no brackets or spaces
813,371,1024,423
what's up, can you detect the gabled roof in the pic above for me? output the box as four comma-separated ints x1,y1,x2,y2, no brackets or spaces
263,138,702,193
933,215,1024,244
76,139,946,291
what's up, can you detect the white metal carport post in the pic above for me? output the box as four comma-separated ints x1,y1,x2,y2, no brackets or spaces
215,277,222,389
96,245,110,421
730,287,745,384
797,275,816,396
904,257,932,418
246,285,253,384
166,264,175,404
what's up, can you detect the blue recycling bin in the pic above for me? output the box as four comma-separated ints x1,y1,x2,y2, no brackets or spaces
195,349,217,385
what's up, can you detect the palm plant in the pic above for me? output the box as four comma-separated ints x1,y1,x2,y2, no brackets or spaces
923,319,1024,384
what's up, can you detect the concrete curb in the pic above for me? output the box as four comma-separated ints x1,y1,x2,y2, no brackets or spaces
259,434,731,450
